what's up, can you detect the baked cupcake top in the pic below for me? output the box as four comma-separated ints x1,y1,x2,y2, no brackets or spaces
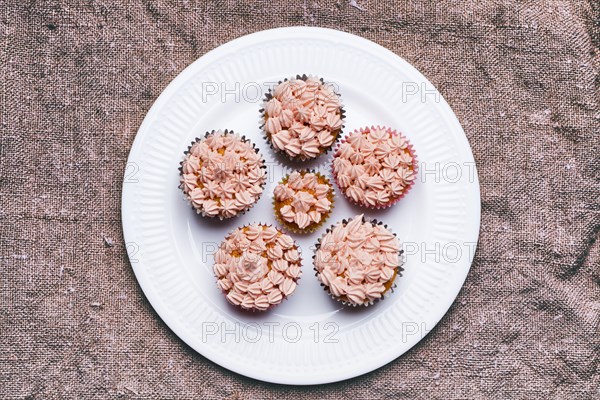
332,126,417,208
180,130,266,219
214,224,302,311
314,214,401,306
274,171,334,232
263,76,343,160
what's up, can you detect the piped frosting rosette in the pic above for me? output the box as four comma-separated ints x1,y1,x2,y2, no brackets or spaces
313,214,404,307
179,130,267,219
213,223,302,311
272,170,335,234
332,126,418,209
260,75,345,161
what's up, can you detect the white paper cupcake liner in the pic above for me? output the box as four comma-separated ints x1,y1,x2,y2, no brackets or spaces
259,74,346,162
178,129,267,220
312,215,404,307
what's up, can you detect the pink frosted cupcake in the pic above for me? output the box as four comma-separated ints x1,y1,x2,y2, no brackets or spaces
179,130,267,219
261,75,344,161
213,223,302,311
273,170,335,234
332,126,417,208
313,214,403,307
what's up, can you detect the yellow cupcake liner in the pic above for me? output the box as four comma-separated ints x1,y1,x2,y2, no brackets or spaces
272,169,336,234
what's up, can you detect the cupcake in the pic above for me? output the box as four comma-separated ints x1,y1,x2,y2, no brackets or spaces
313,214,403,307
213,223,302,311
332,126,418,209
179,129,267,219
273,170,335,234
261,75,344,161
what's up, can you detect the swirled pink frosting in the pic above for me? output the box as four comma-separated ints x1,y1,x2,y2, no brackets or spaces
332,127,416,208
274,171,334,231
180,130,266,219
263,76,343,160
214,224,302,311
314,214,401,306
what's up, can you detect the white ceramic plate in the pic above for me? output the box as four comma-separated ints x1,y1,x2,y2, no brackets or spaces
122,27,480,385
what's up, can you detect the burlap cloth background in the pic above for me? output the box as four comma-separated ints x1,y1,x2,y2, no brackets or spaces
1,0,599,398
